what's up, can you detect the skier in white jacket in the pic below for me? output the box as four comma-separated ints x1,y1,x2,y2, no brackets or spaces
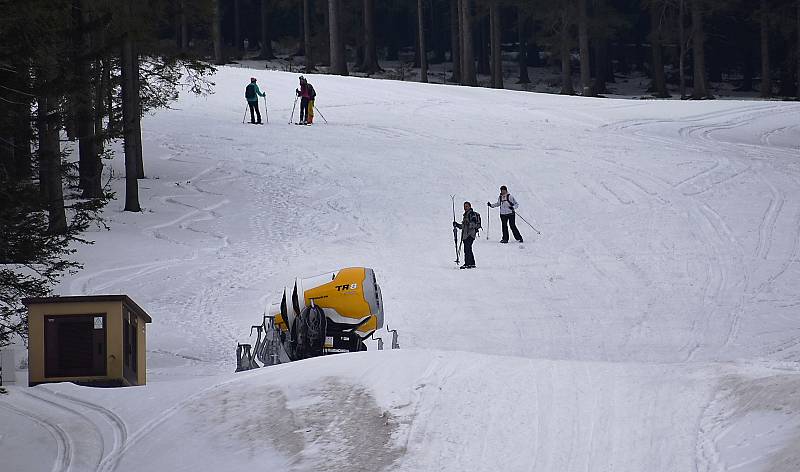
488,185,523,243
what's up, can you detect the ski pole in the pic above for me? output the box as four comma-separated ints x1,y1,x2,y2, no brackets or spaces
242,105,248,124
313,105,328,124
289,96,298,124
264,96,269,124
515,211,541,235
451,195,459,264
486,203,490,240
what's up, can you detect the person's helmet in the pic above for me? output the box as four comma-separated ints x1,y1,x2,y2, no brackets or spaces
250,77,257,82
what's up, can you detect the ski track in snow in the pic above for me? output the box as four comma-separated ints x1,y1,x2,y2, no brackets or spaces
600,101,800,468
32,387,130,472
0,401,74,472
595,100,800,363
10,69,800,471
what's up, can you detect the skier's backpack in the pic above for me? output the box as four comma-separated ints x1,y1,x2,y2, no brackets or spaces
472,210,482,234
245,83,256,100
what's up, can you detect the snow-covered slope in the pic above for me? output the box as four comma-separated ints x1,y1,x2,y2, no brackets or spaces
2,67,800,471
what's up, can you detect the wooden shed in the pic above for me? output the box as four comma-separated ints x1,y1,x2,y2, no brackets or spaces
23,295,151,387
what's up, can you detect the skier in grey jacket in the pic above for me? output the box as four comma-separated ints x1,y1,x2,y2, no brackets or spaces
488,185,523,243
453,201,480,269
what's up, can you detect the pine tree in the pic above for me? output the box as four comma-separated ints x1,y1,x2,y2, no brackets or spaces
1,0,216,346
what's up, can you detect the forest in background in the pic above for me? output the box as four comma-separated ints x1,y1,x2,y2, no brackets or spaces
195,0,800,99
1,0,799,347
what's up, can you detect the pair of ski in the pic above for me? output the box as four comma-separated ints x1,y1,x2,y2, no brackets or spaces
451,194,475,269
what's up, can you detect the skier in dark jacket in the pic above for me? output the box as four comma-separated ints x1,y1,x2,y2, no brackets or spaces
296,76,312,125
245,77,266,124
453,201,480,269
488,185,523,243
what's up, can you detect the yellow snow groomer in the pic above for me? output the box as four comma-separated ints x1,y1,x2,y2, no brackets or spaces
249,267,384,364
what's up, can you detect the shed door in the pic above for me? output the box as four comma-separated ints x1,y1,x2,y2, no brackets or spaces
45,315,107,378
123,309,138,384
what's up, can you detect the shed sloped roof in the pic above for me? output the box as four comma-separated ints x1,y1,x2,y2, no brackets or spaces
22,295,153,323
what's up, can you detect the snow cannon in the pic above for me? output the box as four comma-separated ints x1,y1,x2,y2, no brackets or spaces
236,267,396,371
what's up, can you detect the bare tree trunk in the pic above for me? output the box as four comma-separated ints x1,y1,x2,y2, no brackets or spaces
740,46,755,91
560,9,574,95
361,0,381,74
121,28,141,212
517,7,530,84
12,63,33,181
458,0,466,83
132,48,144,179
105,53,115,130
797,0,800,100
87,4,106,198
418,0,428,82
213,0,224,65
64,101,77,141
259,0,275,59
73,0,100,197
577,0,591,95
778,55,794,96
234,0,242,56
174,0,181,47
180,0,189,51
592,39,609,93
691,0,711,99
302,0,314,70
328,0,348,75
322,0,331,64
459,0,476,85
36,60,67,234
477,16,490,76
650,0,669,97
489,1,502,88
679,0,686,98
449,0,461,82
93,55,106,186
433,7,447,65
760,0,771,98
175,0,184,50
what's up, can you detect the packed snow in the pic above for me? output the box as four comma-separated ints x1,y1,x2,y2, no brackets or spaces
2,67,800,471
